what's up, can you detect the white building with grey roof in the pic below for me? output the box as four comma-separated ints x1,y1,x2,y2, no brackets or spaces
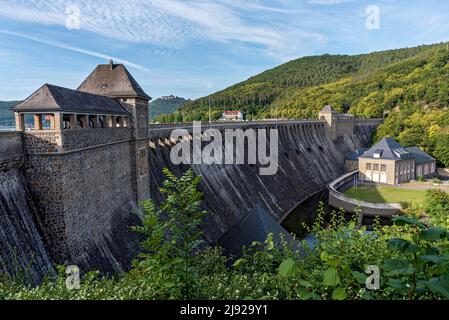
355,137,436,185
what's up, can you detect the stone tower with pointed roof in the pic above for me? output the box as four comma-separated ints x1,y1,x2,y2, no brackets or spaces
11,62,151,273
77,61,151,140
77,61,151,203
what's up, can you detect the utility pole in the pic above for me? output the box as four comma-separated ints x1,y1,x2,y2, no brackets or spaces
208,97,211,129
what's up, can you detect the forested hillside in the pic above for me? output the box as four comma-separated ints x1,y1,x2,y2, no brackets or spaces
157,42,449,167
149,96,188,120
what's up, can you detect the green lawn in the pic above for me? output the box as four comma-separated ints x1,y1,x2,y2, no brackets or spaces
344,186,427,205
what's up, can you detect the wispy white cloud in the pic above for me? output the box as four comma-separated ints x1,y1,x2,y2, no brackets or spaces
309,0,355,5
417,16,449,41
0,29,152,73
0,0,325,60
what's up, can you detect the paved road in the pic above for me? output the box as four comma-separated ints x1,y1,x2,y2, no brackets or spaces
388,182,449,191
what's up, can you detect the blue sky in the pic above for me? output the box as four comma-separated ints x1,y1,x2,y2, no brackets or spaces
0,0,448,101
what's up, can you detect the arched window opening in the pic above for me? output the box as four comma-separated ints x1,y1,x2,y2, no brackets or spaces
89,117,95,128
76,115,84,128
42,114,54,129
98,116,105,128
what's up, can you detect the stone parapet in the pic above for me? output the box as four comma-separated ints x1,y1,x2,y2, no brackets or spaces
148,120,327,139
61,128,132,152
23,128,133,154
23,131,61,154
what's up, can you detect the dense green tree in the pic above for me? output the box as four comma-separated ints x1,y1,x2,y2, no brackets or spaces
424,189,449,228
433,135,449,167
131,168,206,299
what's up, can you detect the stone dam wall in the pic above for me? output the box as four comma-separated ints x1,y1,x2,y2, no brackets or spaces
0,132,23,170
1,129,143,281
0,120,380,281
23,130,143,275
148,121,379,244
0,132,55,284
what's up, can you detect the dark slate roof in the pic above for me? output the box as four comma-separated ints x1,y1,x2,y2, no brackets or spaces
77,63,151,100
12,84,130,115
360,137,435,164
218,206,297,257
360,137,407,160
346,148,368,161
406,146,436,164
338,113,354,119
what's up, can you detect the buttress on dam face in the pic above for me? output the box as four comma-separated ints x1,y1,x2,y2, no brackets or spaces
0,62,382,283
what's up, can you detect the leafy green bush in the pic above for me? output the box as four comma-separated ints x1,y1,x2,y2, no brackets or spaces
2,171,449,300
433,135,449,168
130,168,206,299
401,201,411,210
423,190,449,228
383,216,449,299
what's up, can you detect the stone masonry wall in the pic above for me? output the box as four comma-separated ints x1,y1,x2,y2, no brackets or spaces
61,141,141,273
23,128,132,155
24,140,142,273
0,132,24,171
62,128,132,152
0,132,55,283
0,117,380,279
23,131,61,154
23,155,67,260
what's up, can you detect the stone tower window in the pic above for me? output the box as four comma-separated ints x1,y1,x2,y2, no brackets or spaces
62,115,71,129
76,115,84,128
98,116,105,128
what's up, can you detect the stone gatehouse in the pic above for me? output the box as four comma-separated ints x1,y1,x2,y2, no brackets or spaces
10,61,151,272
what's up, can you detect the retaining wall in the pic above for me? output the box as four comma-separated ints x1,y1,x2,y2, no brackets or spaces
328,171,401,217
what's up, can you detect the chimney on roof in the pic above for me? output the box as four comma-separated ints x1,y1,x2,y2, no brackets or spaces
109,59,113,70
